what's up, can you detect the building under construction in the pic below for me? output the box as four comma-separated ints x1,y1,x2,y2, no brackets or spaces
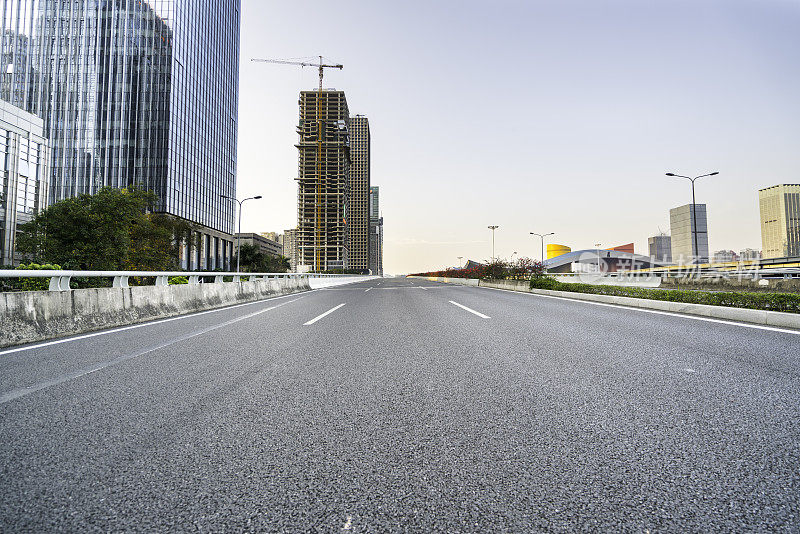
348,116,371,273
296,90,351,271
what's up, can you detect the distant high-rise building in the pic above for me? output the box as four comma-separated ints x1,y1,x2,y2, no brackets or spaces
348,115,370,273
0,0,241,270
739,248,761,262
370,184,379,220
296,90,350,272
369,185,383,276
260,232,280,243
670,203,709,263
0,100,50,265
713,250,738,263
648,234,672,263
283,228,298,272
759,184,800,259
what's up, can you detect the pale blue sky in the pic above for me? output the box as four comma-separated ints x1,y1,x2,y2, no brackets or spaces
237,0,800,274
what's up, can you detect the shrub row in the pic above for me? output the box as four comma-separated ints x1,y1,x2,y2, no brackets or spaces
528,277,800,313
411,258,544,280
0,263,62,292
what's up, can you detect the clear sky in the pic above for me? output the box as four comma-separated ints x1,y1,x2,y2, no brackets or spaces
237,0,800,274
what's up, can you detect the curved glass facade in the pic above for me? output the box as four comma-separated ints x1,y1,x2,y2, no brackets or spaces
1,0,239,236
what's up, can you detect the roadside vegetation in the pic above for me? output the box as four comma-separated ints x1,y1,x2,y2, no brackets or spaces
1,188,291,292
530,277,800,313
17,187,193,271
234,243,290,273
410,258,544,280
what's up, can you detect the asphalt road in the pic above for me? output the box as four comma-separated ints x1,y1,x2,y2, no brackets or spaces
1,278,799,532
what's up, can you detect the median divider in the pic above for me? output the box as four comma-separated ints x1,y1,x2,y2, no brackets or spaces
1,275,373,348
411,276,800,330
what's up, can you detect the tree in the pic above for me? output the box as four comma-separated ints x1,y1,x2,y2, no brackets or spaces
234,243,290,273
16,187,194,270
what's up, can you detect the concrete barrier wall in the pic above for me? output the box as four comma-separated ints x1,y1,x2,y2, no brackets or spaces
2,278,317,348
411,276,800,330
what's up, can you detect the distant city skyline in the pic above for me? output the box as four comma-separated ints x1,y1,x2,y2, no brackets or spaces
237,0,800,274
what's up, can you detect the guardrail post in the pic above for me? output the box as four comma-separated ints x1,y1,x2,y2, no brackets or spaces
214,275,223,284
112,276,129,288
188,275,199,285
49,276,71,292
233,275,241,283
155,276,168,286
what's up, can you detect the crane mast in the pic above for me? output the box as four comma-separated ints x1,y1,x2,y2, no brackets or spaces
251,56,344,271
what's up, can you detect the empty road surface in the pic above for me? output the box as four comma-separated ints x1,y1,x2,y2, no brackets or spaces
1,278,799,531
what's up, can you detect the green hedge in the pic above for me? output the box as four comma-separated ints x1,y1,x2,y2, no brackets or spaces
529,277,800,313
1,263,62,292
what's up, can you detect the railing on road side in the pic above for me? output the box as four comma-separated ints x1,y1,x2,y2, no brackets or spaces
0,269,359,292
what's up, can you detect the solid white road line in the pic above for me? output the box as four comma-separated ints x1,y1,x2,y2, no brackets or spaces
0,292,309,357
449,300,491,319
477,286,800,336
365,287,373,292
304,303,346,325
419,286,428,290
0,298,302,404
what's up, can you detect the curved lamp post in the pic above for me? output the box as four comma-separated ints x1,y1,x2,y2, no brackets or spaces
221,194,263,273
530,232,554,264
665,172,718,264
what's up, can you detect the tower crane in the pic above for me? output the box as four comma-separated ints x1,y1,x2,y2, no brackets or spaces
251,57,344,272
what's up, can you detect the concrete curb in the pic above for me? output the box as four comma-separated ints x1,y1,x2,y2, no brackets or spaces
411,276,800,330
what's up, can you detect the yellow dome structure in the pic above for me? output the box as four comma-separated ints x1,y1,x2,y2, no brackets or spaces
547,244,571,260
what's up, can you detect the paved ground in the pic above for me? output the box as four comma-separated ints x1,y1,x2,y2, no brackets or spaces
1,278,799,532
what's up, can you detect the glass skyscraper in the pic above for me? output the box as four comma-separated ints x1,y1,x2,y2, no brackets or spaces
1,0,239,269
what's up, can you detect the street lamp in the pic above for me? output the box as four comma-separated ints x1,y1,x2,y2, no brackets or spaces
530,232,554,264
665,171,718,264
487,225,499,262
221,194,263,273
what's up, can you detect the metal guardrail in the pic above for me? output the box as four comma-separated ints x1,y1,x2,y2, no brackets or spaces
0,270,357,292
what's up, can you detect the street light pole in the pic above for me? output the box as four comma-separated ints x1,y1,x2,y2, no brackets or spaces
487,225,499,262
221,194,263,273
665,172,718,264
530,232,554,264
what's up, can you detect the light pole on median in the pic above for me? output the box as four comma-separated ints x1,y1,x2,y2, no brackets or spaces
221,194,263,273
487,225,499,262
530,232,554,264
665,171,718,264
